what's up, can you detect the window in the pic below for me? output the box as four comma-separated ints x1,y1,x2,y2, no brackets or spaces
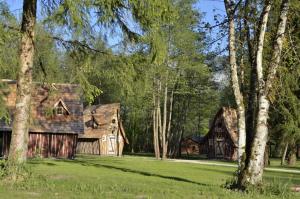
56,106,64,115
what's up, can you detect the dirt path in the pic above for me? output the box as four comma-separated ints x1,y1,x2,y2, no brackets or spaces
169,159,300,174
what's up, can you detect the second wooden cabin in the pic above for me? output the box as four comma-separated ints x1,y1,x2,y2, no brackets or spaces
76,103,128,156
202,107,238,160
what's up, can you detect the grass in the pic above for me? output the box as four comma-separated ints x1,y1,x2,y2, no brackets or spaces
0,155,299,199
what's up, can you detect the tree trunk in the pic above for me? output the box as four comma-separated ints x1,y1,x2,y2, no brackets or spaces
153,80,160,159
165,89,173,156
162,82,168,159
224,0,246,170
8,0,37,164
288,145,297,166
240,0,289,186
281,143,288,166
264,144,270,167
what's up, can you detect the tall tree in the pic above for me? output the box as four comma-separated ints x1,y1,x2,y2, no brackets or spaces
223,0,290,187
240,0,289,186
224,0,246,171
8,0,37,167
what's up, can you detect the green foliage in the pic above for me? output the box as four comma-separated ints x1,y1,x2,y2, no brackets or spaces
0,82,9,123
269,4,300,148
0,2,19,79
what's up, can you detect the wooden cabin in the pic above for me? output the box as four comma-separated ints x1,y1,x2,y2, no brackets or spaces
0,80,84,159
76,103,128,156
181,135,204,156
202,107,238,160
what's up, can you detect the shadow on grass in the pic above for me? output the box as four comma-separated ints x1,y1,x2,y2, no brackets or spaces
56,159,208,187
28,161,57,166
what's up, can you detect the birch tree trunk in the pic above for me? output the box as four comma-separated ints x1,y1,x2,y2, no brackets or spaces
224,0,246,171
162,82,168,159
281,143,288,166
8,0,37,164
240,0,289,186
153,80,160,159
166,89,173,156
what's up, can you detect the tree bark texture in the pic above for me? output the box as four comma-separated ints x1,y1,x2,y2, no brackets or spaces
224,0,246,170
8,0,37,164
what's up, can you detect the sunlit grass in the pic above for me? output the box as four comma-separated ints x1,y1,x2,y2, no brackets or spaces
0,155,299,198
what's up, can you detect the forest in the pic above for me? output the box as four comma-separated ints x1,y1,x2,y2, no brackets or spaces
0,0,299,197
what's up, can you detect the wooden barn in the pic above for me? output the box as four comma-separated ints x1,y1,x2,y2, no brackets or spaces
0,80,84,159
202,107,238,160
76,103,128,156
181,135,204,156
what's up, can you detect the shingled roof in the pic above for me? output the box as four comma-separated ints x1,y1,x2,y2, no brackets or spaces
80,103,128,143
184,135,205,144
0,80,84,134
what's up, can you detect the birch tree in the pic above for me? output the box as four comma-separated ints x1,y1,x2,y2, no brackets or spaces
240,0,289,186
224,0,246,171
224,0,290,187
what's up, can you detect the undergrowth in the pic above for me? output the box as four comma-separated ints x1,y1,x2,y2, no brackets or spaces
224,176,294,198
0,158,32,183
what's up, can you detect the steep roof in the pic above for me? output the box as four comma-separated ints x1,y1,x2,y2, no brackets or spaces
0,80,84,134
205,107,238,146
80,103,128,144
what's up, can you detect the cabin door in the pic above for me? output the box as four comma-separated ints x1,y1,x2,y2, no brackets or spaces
215,138,225,158
107,135,116,155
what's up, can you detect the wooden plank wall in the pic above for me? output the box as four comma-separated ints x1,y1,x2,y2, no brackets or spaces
0,132,77,159
76,139,100,155
0,131,11,158
27,133,77,158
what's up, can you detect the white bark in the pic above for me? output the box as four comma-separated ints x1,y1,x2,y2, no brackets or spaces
153,80,160,159
162,82,168,159
244,95,270,184
224,0,246,170
281,143,288,166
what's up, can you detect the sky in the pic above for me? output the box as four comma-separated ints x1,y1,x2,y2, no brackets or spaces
5,0,226,50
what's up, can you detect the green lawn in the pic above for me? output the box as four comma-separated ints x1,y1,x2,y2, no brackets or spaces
0,155,299,199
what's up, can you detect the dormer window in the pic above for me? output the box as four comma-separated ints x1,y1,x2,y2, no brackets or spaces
53,99,70,116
